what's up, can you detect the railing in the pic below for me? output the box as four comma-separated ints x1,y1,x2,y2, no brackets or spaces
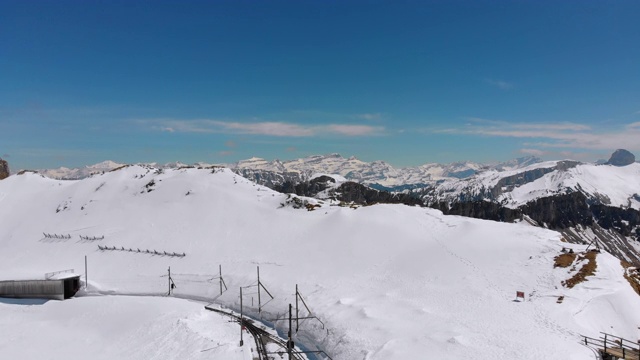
582,332,640,359
44,269,75,280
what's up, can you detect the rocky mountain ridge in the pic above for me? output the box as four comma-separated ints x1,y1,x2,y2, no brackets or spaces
33,154,541,188
232,153,542,189
0,158,9,180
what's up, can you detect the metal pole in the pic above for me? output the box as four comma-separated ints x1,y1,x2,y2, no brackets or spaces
257,266,261,313
288,303,293,360
240,287,244,346
84,255,88,290
219,265,223,296
168,267,171,296
296,284,299,332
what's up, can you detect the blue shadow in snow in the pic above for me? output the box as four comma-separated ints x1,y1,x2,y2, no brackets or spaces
0,297,50,305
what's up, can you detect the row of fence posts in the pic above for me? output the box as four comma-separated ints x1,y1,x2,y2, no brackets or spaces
79,235,104,241
98,245,185,257
43,233,71,239
43,233,105,240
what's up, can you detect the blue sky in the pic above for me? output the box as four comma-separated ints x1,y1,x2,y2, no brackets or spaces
1,0,639,170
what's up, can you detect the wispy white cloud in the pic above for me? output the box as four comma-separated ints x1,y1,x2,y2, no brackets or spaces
324,124,383,136
355,113,382,121
431,118,640,152
518,148,603,162
484,78,513,90
145,119,385,137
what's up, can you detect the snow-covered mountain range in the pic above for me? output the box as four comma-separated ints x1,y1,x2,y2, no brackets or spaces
2,165,640,359
232,153,542,189
34,153,541,188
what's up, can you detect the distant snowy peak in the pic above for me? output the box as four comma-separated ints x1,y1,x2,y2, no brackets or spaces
39,160,126,180
86,160,123,169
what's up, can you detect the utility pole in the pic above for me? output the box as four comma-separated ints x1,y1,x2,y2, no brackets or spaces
84,255,88,290
168,267,172,295
288,303,293,360
257,266,261,313
219,265,223,296
296,284,299,332
240,287,244,347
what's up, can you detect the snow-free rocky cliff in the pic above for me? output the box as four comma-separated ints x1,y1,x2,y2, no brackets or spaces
1,165,640,360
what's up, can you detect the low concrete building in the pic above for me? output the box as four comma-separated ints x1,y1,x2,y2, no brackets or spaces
0,274,81,300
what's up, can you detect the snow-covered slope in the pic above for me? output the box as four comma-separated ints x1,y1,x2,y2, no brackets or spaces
0,296,249,360
1,166,639,359
430,161,640,210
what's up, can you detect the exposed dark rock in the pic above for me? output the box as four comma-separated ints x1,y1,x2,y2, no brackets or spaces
274,176,422,206
0,158,9,180
330,182,423,206
590,204,640,237
274,175,336,197
432,201,522,222
606,149,636,166
234,169,305,188
520,192,593,229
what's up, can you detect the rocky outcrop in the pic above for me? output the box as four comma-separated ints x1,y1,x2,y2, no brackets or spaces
591,204,640,237
520,192,594,229
274,176,423,206
235,169,305,188
330,182,423,206
432,201,522,222
274,175,336,197
0,158,9,180
606,149,636,166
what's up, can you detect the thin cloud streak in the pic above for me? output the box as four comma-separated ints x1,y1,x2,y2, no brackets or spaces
144,119,385,137
432,120,640,152
325,124,384,136
484,78,513,90
355,113,382,121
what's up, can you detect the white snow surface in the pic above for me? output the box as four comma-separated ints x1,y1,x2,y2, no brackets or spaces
1,166,639,359
0,295,252,360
